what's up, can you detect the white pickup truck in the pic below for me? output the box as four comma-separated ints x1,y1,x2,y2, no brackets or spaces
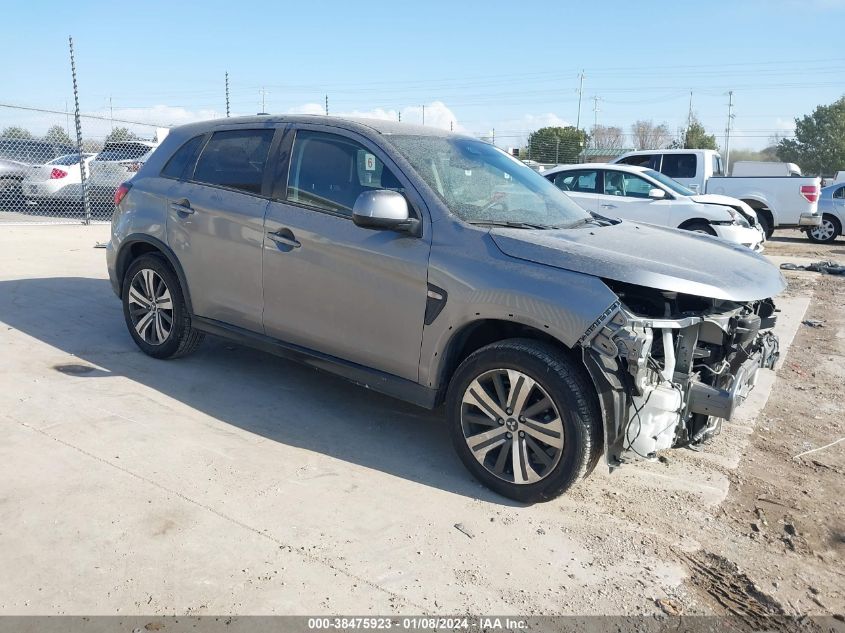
611,149,821,237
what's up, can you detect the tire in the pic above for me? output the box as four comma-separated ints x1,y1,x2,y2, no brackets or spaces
122,254,204,359
683,221,717,236
446,338,602,503
807,214,841,244
756,210,774,239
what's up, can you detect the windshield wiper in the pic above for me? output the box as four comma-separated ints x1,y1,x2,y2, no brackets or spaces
467,220,559,230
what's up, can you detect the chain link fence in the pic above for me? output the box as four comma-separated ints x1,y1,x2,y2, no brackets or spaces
0,105,165,224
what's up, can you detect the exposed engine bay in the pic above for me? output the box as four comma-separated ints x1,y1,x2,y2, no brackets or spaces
581,280,780,467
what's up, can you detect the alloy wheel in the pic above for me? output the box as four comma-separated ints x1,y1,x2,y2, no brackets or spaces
460,369,564,485
810,218,836,242
127,268,174,345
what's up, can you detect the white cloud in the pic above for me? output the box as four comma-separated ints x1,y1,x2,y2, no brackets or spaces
287,100,462,132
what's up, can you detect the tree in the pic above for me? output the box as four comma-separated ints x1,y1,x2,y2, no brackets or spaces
525,126,588,163
104,127,138,144
589,125,624,151
630,120,672,150
1,126,32,139
684,113,718,150
44,125,74,147
777,96,845,175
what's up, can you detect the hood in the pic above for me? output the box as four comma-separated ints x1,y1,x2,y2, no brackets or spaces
490,221,785,301
692,193,757,216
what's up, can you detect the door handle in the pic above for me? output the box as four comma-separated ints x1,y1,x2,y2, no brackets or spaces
170,199,194,215
267,228,301,249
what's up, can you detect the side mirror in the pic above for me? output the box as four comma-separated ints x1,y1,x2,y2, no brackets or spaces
648,188,667,200
352,190,420,234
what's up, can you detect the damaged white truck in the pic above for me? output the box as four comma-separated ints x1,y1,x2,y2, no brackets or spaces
107,116,784,503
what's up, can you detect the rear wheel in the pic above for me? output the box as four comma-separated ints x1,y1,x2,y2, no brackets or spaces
122,254,203,359
446,339,602,503
807,214,841,243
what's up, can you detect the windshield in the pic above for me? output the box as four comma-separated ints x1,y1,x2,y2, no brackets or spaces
643,169,696,196
387,135,590,228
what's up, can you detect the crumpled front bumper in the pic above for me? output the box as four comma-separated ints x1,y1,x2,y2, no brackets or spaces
581,303,779,468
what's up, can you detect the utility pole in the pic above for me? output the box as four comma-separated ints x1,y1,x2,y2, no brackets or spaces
450,120,453,132
398,111,401,122
492,128,495,144
576,70,585,131
259,87,268,114
109,96,114,131
225,72,230,117
555,138,560,164
421,104,425,125
65,100,70,137
686,90,693,136
725,91,735,173
325,94,329,116
592,96,601,130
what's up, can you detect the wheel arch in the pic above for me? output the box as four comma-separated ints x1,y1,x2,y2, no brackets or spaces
434,318,579,402
677,218,714,231
116,234,193,313
740,197,776,225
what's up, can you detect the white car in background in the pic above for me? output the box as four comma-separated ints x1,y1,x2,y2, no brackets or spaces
88,140,158,208
543,163,765,251
22,153,96,207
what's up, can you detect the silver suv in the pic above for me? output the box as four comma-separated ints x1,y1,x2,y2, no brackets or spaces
107,116,784,503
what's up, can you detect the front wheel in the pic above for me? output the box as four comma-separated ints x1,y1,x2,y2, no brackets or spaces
446,339,602,503
807,214,841,243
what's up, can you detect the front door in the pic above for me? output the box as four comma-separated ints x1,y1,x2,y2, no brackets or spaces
166,128,276,332
597,169,671,226
261,128,431,381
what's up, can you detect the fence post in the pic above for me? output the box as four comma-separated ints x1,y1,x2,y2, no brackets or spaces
68,36,91,224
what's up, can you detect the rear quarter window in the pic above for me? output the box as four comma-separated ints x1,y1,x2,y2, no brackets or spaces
192,129,275,195
160,135,205,180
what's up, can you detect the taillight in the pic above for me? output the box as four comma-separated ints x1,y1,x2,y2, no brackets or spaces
114,182,132,207
124,162,142,173
49,168,68,179
800,185,820,203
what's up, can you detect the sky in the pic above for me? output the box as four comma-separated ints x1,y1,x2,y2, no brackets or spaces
2,0,844,151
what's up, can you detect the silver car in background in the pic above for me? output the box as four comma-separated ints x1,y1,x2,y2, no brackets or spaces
805,182,845,243
88,140,157,208
106,116,784,503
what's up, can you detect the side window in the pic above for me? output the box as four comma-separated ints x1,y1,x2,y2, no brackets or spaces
618,154,653,168
287,130,402,215
551,170,599,193
834,186,845,200
161,135,205,180
604,171,653,198
192,129,274,194
661,154,696,178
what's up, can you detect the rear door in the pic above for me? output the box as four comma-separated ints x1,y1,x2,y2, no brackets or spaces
547,168,601,212
261,126,431,381
597,169,671,226
165,127,277,332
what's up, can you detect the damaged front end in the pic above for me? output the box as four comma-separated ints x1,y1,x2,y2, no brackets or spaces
581,281,780,468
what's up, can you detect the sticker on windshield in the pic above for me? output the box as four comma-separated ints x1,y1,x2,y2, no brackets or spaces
364,153,376,171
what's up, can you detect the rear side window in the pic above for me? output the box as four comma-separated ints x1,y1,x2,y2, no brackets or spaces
617,154,654,168
834,186,845,199
660,154,696,178
287,130,402,215
161,135,205,180
550,169,600,193
193,129,274,194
